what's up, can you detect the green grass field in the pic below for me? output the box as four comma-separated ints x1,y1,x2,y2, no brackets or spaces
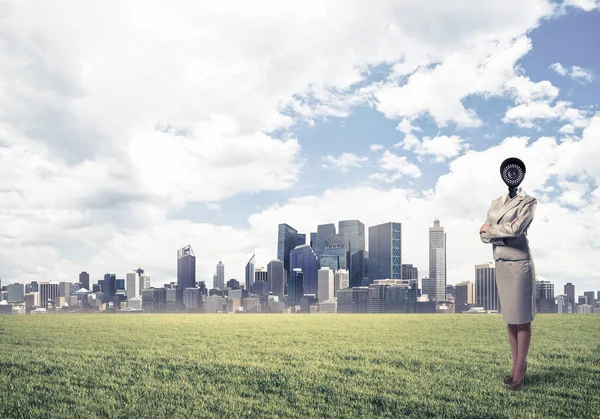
1,313,599,418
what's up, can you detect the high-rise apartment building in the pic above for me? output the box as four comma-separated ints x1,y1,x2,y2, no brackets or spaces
429,219,447,301
177,245,196,303
368,222,402,281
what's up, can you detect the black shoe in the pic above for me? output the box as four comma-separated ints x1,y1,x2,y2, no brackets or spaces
504,361,527,386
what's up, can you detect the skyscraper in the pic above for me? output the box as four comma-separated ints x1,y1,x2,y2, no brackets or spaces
334,269,350,296
475,263,499,311
102,273,116,303
245,253,256,293
310,232,317,249
536,280,554,299
290,244,320,296
126,271,140,299
368,222,402,281
177,245,196,303
317,267,334,302
216,261,225,289
320,233,349,272
315,223,336,257
455,281,475,313
267,260,285,298
339,220,366,288
401,264,418,280
287,268,304,306
429,219,447,301
583,291,595,306
79,272,90,290
564,282,575,307
277,224,306,277
39,282,59,309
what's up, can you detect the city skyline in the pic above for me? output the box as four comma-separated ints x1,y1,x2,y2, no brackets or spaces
2,2,600,296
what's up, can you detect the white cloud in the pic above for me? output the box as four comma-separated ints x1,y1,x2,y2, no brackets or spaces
370,151,421,182
370,144,384,152
396,134,469,163
550,62,568,76
322,153,368,172
503,100,591,128
561,0,600,11
550,62,595,83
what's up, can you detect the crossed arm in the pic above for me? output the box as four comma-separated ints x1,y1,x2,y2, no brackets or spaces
480,198,537,243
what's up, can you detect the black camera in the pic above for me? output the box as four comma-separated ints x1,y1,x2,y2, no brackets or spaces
500,157,526,188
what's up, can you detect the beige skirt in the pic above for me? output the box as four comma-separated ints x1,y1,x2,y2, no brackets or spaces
495,258,536,325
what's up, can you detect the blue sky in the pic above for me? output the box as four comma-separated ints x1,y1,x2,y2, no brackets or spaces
2,0,600,296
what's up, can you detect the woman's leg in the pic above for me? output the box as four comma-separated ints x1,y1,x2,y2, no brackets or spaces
513,322,532,381
508,324,519,376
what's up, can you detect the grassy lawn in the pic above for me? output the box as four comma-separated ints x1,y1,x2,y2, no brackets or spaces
0,313,599,418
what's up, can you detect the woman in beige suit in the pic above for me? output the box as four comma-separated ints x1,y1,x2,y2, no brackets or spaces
479,157,537,392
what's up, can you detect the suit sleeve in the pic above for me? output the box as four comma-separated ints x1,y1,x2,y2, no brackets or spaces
484,198,537,239
480,210,506,245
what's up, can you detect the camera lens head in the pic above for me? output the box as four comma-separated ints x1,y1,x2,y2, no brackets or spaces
500,157,526,187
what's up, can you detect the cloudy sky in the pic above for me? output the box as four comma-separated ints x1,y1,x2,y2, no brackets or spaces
1,0,600,296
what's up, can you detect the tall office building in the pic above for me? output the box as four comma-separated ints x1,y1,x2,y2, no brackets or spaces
290,245,320,296
7,283,25,303
475,263,499,311
564,282,575,307
102,273,116,303
421,277,436,300
316,223,336,257
215,261,225,289
339,220,366,288
583,291,596,307
368,222,402,281
455,281,475,312
267,260,285,298
139,273,152,291
254,267,268,282
245,253,256,294
334,269,350,296
26,281,39,294
317,267,334,302
79,272,90,290
320,233,349,271
177,245,196,303
310,232,317,249
277,224,306,277
401,264,418,280
287,269,304,306
58,282,72,299
536,280,554,299
126,271,140,299
429,219,447,301
39,282,59,309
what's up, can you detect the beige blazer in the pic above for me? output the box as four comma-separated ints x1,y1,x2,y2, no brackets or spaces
480,187,537,261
